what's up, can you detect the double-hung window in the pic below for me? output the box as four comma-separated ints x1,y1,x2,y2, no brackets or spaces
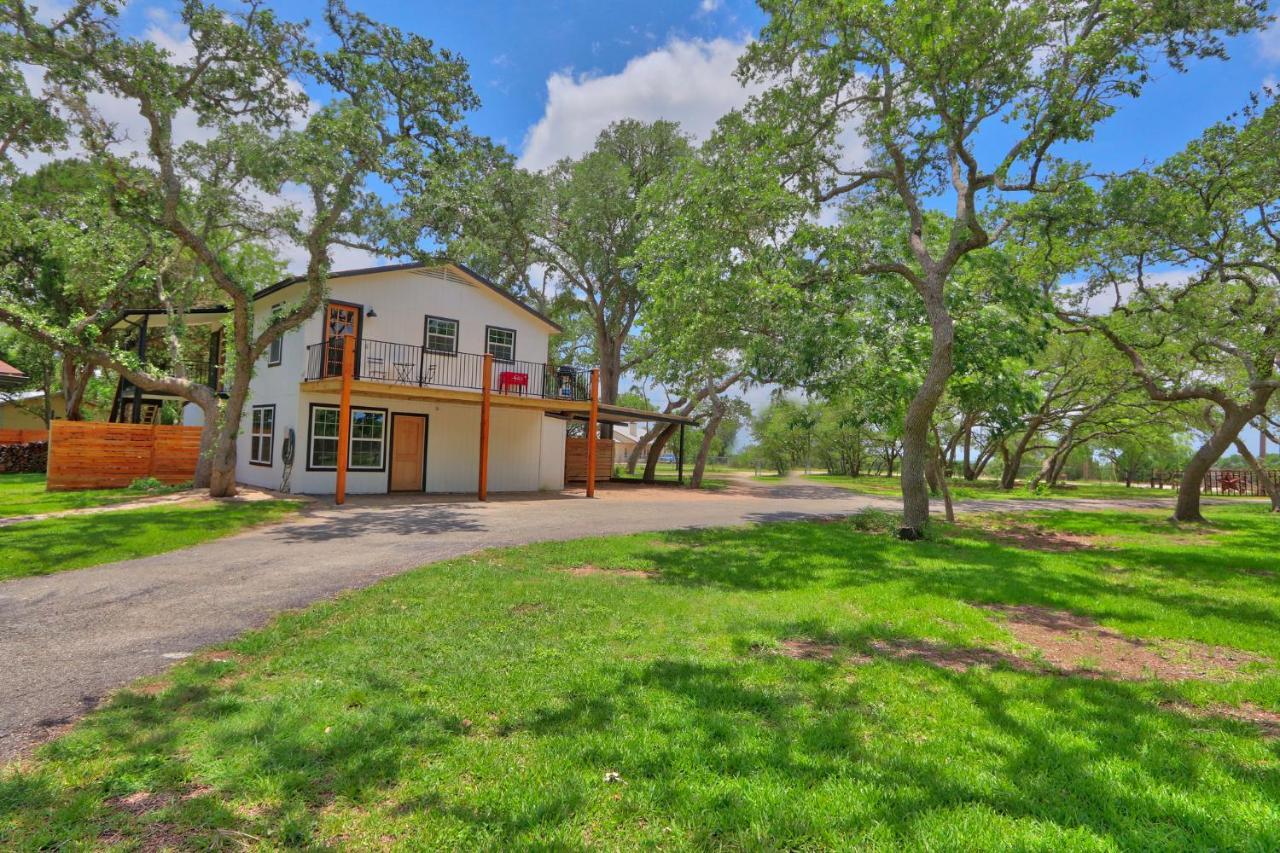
250,405,275,466
349,409,386,469
425,316,458,355
309,406,340,469
485,326,516,362
308,405,386,470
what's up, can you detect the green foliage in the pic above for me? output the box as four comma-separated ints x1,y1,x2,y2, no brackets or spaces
125,476,190,495
0,0,490,490
642,0,1266,528
845,507,899,533
453,120,692,385
748,397,819,474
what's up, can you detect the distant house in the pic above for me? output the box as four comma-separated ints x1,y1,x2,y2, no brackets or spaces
0,390,64,430
113,262,693,496
0,359,26,392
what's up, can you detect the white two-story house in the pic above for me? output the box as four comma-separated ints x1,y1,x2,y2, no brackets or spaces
109,260,695,496
176,261,597,495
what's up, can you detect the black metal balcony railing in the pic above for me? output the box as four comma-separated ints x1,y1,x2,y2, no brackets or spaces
304,337,591,402
119,358,222,393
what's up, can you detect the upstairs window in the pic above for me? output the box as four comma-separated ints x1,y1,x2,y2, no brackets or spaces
425,316,459,354
485,326,516,362
267,303,284,366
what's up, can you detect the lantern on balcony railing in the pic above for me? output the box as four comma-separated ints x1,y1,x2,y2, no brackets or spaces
556,365,577,398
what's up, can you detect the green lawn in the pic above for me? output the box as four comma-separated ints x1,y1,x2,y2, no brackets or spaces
0,500,302,581
4,505,1278,848
807,472,1260,502
0,473,160,518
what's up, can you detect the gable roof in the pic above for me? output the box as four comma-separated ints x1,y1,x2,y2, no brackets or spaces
0,358,28,389
253,261,561,332
120,262,562,332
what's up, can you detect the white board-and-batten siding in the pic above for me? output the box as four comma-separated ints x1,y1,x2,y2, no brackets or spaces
217,265,567,495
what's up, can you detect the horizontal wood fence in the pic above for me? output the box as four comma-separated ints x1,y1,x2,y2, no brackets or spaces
564,437,614,484
1154,469,1279,497
0,428,48,445
47,420,202,490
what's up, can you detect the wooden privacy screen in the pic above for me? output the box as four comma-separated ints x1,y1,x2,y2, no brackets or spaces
564,437,614,483
0,428,47,445
47,420,203,490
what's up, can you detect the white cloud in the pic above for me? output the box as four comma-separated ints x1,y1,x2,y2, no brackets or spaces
1259,18,1280,61
698,0,723,14
518,37,761,170
1059,268,1196,316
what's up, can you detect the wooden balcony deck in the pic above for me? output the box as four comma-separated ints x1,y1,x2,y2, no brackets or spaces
301,375,592,413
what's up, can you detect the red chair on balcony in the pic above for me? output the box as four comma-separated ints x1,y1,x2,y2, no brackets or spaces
498,370,529,395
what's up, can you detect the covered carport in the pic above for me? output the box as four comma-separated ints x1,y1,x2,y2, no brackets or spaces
550,403,699,486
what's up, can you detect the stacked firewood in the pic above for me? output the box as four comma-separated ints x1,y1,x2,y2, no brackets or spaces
0,440,48,474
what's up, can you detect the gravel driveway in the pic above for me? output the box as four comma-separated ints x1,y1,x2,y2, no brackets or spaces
0,476,1181,761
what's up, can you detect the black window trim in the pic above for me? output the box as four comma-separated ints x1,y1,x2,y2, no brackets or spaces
248,404,275,467
423,314,460,356
485,324,517,363
321,298,365,377
348,406,389,472
305,402,390,473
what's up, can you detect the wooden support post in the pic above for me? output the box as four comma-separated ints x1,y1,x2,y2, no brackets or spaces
131,313,149,424
677,422,685,485
334,334,355,505
586,368,600,498
478,352,493,501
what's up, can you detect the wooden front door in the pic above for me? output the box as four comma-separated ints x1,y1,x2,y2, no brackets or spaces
389,414,427,491
323,301,361,377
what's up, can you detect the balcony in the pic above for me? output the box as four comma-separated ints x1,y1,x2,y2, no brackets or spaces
303,337,592,403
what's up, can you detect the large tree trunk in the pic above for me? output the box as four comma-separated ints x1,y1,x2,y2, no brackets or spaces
643,423,678,483
962,425,975,480
1000,417,1044,489
690,407,725,489
1030,433,1075,490
1175,406,1253,522
899,299,954,539
205,383,250,497
1233,436,1280,512
626,424,659,473
60,357,93,421
931,425,954,523
596,333,623,405
192,402,221,489
208,427,238,497
970,436,1000,480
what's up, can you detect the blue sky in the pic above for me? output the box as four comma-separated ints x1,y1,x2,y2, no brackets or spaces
85,0,1279,182
273,1,1279,172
